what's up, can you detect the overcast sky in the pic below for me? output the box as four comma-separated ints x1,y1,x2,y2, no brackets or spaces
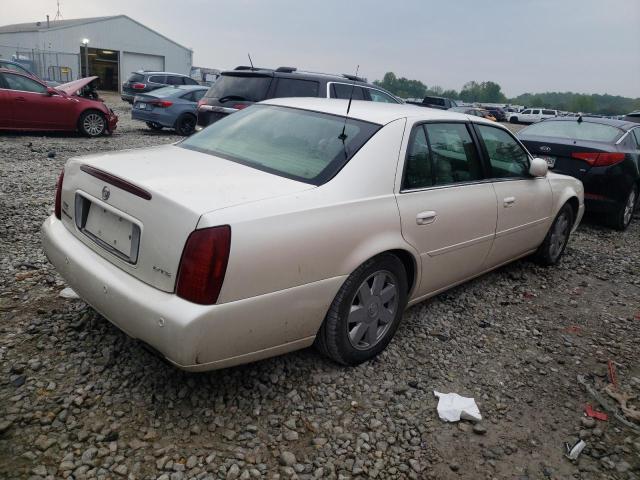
3,0,639,97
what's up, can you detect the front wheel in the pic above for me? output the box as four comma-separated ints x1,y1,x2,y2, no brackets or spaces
534,203,574,266
78,111,106,137
510,116,518,124
315,254,408,366
609,185,637,231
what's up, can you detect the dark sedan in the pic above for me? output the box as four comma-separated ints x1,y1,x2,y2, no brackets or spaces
518,117,640,230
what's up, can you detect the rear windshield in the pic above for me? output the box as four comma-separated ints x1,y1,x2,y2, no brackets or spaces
204,74,272,102
128,73,144,83
521,121,623,143
424,97,445,106
180,105,381,185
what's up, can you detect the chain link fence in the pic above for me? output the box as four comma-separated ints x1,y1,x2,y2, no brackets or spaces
0,45,79,83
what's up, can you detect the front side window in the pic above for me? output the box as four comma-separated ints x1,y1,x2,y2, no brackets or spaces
166,76,184,85
1,73,46,93
330,83,365,100
180,105,380,185
368,88,398,103
273,78,319,98
477,124,530,178
522,109,531,114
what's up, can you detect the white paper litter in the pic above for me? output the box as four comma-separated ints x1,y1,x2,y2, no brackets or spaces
434,391,482,422
565,440,586,460
59,287,80,300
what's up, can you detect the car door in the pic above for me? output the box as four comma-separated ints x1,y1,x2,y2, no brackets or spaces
0,76,13,128
396,121,497,297
520,109,531,122
1,72,70,129
473,123,553,267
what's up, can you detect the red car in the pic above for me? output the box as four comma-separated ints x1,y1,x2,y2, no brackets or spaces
0,69,117,137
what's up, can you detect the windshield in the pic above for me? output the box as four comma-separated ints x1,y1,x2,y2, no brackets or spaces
204,74,272,102
520,121,623,143
180,105,381,185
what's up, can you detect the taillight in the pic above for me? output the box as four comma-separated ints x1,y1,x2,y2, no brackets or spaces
132,83,146,90
150,100,173,108
176,226,231,305
54,169,64,219
231,103,248,110
572,152,625,167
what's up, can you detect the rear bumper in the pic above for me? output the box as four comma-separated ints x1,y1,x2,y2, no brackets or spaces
41,216,341,371
131,109,175,128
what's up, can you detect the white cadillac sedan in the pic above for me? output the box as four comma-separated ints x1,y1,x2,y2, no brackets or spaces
42,98,584,371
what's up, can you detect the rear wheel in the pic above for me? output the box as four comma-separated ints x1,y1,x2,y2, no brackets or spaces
175,113,196,136
315,254,408,366
534,203,574,265
610,185,637,231
78,111,106,137
146,122,164,131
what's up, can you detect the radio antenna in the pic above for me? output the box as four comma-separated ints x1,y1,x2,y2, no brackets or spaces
339,65,359,142
247,53,254,70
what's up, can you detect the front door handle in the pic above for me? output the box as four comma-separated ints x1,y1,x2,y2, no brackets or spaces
14,96,26,102
503,196,516,207
416,210,437,225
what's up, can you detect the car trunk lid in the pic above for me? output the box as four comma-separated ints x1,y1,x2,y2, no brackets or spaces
59,144,314,292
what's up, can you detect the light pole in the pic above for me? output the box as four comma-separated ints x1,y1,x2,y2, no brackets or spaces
81,38,89,77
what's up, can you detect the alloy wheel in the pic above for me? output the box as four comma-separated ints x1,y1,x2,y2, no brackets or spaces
549,211,570,261
83,113,105,136
347,271,398,350
623,188,637,227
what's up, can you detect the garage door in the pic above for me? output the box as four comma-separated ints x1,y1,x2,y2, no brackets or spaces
121,52,164,86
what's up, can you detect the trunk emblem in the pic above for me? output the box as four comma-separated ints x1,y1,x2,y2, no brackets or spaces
540,146,551,152
102,186,110,201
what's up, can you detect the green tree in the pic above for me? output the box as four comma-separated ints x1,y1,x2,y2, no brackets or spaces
373,72,428,99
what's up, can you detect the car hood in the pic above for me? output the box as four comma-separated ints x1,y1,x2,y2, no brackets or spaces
55,76,99,96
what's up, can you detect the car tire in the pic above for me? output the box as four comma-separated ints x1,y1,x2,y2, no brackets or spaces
533,203,574,266
78,110,106,137
146,122,164,131
315,253,408,366
610,185,638,231
510,116,519,124
175,114,197,136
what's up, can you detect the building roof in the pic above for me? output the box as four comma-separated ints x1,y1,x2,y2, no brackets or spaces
0,16,116,34
0,15,191,51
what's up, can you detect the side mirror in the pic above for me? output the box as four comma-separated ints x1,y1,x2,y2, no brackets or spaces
529,158,548,177
46,87,58,96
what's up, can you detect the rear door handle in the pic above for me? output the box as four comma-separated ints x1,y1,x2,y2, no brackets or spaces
14,96,26,101
416,211,437,225
503,197,516,207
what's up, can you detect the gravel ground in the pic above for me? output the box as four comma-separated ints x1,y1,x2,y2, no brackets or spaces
1,93,639,480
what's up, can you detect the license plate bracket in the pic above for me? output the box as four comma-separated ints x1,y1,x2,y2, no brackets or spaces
75,194,141,263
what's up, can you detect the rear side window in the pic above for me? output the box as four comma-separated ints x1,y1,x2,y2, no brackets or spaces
1,73,46,93
192,90,206,102
425,97,445,107
632,129,640,148
368,88,398,103
476,124,530,178
205,74,272,102
404,126,432,189
148,75,167,84
521,121,623,142
330,83,365,100
542,110,556,115
532,109,540,115
166,76,184,85
128,73,144,82
522,109,531,114
274,78,319,98
180,105,380,185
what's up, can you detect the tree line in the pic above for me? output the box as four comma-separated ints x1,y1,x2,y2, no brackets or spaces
373,72,640,115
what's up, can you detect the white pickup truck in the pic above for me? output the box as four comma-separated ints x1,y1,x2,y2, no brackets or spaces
509,108,557,124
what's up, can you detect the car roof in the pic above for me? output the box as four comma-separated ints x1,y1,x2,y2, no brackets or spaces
134,71,190,76
261,97,498,127
540,116,638,131
219,67,388,89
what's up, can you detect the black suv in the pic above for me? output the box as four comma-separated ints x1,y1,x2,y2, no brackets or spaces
196,66,401,128
122,71,199,103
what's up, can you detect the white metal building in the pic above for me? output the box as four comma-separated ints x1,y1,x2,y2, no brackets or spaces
0,15,193,91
